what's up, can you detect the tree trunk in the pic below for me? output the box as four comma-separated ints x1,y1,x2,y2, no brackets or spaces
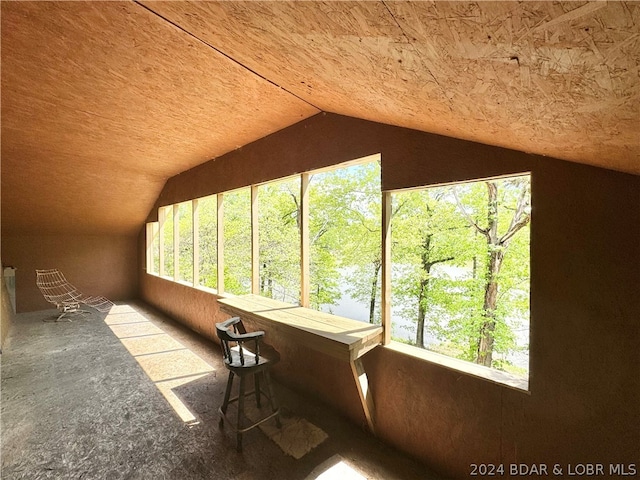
416,233,454,348
416,234,433,348
416,277,429,348
476,249,504,366
476,181,501,367
368,260,381,324
455,179,530,368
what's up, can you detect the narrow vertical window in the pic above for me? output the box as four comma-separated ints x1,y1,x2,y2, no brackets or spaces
177,201,193,284
223,188,251,295
161,205,174,278
146,222,159,274
308,156,381,322
197,195,218,290
258,177,301,303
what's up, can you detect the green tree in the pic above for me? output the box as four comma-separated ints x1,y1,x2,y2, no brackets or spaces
162,206,174,278
258,178,301,303
308,161,381,316
392,175,530,374
453,177,530,367
198,196,218,289
391,189,471,347
178,201,193,283
224,189,251,295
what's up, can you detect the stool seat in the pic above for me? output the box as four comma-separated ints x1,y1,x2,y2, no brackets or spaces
216,317,281,452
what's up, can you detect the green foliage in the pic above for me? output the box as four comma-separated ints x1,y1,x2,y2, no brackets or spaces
308,161,381,316
198,195,218,289
223,189,251,295
155,161,529,378
258,178,301,303
177,201,193,283
391,175,530,375
162,206,174,278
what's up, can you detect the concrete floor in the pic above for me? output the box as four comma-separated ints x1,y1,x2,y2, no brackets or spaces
1,302,444,480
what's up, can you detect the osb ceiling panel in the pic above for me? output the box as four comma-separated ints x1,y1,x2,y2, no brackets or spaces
2,1,638,237
1,1,318,235
144,0,640,173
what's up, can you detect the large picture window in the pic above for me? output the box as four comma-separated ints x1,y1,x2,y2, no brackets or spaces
390,174,531,379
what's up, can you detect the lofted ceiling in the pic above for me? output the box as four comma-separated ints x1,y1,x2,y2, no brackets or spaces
2,1,639,237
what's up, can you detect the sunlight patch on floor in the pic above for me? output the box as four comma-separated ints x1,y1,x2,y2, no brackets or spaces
260,416,328,459
306,455,367,480
104,304,215,424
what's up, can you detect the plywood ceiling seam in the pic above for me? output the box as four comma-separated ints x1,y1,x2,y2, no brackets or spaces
133,0,322,113
1,1,319,235
2,1,638,238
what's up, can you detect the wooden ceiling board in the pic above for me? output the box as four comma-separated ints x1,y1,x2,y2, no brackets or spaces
1,1,318,235
144,1,640,174
2,1,638,238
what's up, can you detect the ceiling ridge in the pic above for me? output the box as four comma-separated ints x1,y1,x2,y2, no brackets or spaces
132,0,322,112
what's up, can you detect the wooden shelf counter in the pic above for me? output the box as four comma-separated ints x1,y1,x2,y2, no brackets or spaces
217,294,383,433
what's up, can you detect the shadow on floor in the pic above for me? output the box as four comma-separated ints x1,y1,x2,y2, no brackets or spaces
1,301,444,480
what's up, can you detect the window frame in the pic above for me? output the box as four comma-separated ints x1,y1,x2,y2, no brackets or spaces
144,161,531,392
384,172,531,391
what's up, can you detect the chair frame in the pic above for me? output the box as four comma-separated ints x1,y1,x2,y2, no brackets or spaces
216,317,281,452
35,269,114,322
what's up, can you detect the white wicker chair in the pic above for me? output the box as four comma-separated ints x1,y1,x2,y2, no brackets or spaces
35,269,114,321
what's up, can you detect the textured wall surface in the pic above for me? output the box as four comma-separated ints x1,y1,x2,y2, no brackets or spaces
1,270,14,349
140,114,639,478
1,234,139,312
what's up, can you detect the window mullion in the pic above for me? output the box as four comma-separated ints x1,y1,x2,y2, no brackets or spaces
300,173,310,307
251,185,259,294
217,194,225,295
173,204,179,282
382,191,392,345
158,207,166,276
193,199,199,287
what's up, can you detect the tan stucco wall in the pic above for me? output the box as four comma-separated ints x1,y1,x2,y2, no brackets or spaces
1,234,139,313
140,114,640,478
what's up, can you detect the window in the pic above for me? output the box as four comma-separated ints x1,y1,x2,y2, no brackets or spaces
159,205,174,278
308,157,381,322
146,222,159,274
197,195,218,290
223,188,251,295
390,174,531,380
145,161,531,388
177,201,193,284
258,177,301,303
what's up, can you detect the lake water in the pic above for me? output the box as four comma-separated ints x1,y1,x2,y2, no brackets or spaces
321,284,530,372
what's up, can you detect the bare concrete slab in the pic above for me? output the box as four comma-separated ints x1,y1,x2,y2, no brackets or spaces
1,302,443,480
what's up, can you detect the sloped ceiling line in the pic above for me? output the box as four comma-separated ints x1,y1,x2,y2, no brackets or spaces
133,0,321,112
1,1,638,238
1,1,319,236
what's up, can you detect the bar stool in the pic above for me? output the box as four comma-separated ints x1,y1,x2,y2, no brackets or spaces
215,317,281,452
